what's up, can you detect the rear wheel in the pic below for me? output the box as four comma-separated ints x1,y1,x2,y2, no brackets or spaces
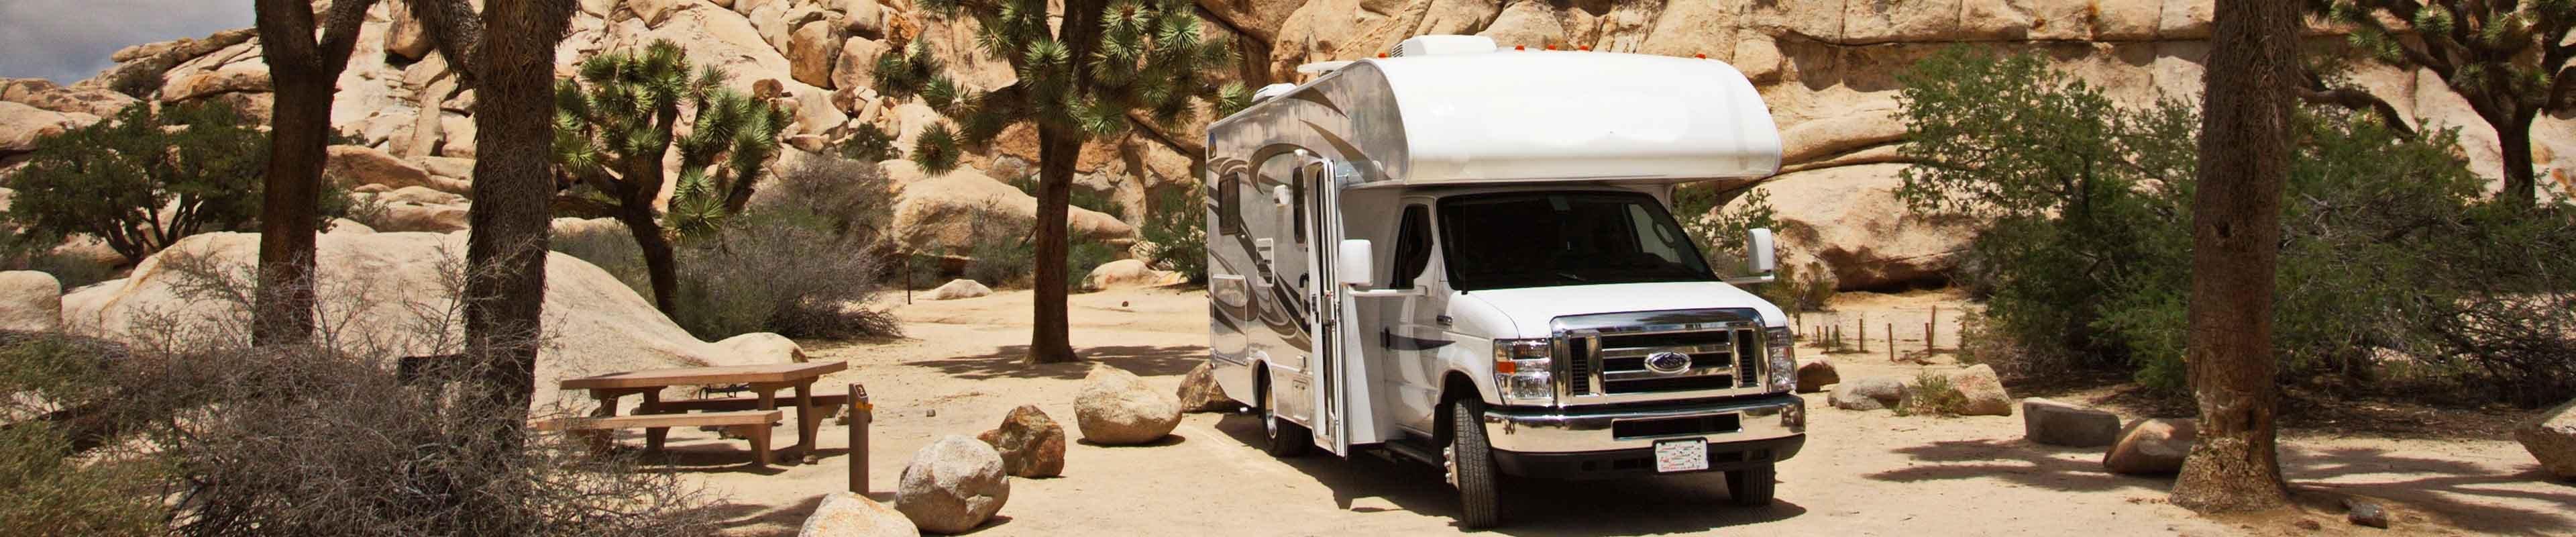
1447,398,1502,528
1725,463,1776,507
1259,372,1311,457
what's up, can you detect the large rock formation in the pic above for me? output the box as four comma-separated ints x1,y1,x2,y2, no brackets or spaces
58,232,804,408
8,0,2573,291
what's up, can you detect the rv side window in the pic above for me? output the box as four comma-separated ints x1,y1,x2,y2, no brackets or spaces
1292,164,1312,245
1389,205,1433,289
1216,172,1241,236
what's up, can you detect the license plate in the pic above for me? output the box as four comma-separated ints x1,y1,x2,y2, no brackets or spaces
1654,438,1709,473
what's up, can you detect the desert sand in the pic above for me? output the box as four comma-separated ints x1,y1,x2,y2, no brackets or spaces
625,288,2571,536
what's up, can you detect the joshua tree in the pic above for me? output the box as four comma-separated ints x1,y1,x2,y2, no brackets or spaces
407,0,576,430
2305,0,2576,207
551,40,788,315
2174,0,2300,513
881,0,1246,364
251,0,379,346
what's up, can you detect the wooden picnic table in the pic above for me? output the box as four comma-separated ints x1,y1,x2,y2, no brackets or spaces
559,360,849,465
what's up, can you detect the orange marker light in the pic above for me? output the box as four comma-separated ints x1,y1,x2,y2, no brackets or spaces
1515,45,1525,50
1578,46,1591,51
1544,45,1556,50
1695,53,1707,59
1377,52,1387,58
1495,360,1517,374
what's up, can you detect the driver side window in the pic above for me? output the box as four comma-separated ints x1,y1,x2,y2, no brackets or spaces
1389,205,1434,289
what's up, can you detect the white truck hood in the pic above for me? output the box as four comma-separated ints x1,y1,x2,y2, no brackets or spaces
1460,281,1788,339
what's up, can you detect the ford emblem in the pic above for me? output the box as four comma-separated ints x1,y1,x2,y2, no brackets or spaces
1644,351,1693,375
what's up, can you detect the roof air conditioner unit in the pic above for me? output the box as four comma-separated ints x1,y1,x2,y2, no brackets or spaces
1391,35,1497,58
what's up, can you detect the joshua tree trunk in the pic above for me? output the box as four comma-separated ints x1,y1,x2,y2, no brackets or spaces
1020,0,1106,365
2495,108,2540,207
619,205,680,314
251,0,378,346
2170,0,2298,514
1028,130,1080,364
455,0,576,416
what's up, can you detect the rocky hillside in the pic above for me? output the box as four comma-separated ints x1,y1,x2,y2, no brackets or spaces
2,0,2569,290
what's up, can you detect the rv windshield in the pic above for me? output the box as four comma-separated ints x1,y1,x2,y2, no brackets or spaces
1438,191,1715,291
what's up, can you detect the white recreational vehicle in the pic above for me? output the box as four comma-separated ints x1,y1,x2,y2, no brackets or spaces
1201,35,1803,528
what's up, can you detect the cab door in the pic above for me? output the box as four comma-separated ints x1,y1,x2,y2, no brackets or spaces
1381,203,1449,434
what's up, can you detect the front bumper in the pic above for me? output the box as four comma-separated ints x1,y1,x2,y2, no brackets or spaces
1480,393,1805,454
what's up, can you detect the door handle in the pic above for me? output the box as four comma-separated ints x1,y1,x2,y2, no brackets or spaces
1436,315,1454,326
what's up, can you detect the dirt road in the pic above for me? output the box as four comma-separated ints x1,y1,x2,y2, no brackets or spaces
665,288,2573,536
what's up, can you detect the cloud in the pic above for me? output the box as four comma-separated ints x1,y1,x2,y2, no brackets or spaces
0,0,256,83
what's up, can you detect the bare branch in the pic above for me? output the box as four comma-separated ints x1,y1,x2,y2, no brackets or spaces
409,0,487,84
2299,68,2422,139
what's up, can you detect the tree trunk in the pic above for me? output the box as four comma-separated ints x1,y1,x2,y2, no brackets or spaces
2497,110,2538,208
621,205,680,314
251,0,375,346
2170,0,2298,514
1027,129,1080,364
1020,0,1106,365
462,0,576,418
253,58,328,347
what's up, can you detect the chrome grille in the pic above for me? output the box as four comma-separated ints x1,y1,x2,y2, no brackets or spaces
1550,309,1769,406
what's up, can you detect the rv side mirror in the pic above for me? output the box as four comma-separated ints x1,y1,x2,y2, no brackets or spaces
1336,239,1375,288
1746,228,1777,275
1724,228,1780,285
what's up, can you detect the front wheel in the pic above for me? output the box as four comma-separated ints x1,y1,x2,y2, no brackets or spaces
1725,463,1776,507
1447,398,1502,528
1259,373,1311,457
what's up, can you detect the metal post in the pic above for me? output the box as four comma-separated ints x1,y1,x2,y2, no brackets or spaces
1887,323,1895,362
848,383,871,493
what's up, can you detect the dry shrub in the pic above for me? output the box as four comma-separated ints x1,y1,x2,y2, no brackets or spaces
674,208,900,340
3,246,722,536
1898,371,1971,417
1954,310,2063,383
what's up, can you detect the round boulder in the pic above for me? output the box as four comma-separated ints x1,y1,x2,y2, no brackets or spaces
1073,364,1182,444
975,405,1066,478
2516,398,2576,479
0,271,62,332
1943,364,2013,416
1175,362,1240,413
928,279,991,301
798,491,916,537
2022,397,2121,447
894,435,1010,534
2103,418,2196,475
1829,376,1907,411
1794,358,1839,393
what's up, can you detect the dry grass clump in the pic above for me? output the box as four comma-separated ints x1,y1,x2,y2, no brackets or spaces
1898,371,1972,417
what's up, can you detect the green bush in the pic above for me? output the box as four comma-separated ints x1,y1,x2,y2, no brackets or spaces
1673,185,1833,311
4,103,266,264
1904,47,2576,403
837,123,900,164
1898,371,1971,417
1136,189,1206,285
1065,242,1119,293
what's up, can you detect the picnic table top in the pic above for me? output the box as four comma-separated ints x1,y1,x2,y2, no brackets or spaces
559,360,847,390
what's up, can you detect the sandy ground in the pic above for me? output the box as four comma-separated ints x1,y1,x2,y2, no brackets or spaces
624,288,2575,536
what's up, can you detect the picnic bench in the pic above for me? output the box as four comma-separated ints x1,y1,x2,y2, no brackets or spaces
555,361,850,467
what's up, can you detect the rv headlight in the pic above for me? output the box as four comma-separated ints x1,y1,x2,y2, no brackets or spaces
1765,326,1796,393
1492,339,1554,405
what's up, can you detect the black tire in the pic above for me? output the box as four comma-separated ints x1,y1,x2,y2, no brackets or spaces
1259,372,1311,457
1448,398,1503,529
1725,463,1776,507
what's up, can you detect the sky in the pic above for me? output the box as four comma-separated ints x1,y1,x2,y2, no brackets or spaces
0,0,256,84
